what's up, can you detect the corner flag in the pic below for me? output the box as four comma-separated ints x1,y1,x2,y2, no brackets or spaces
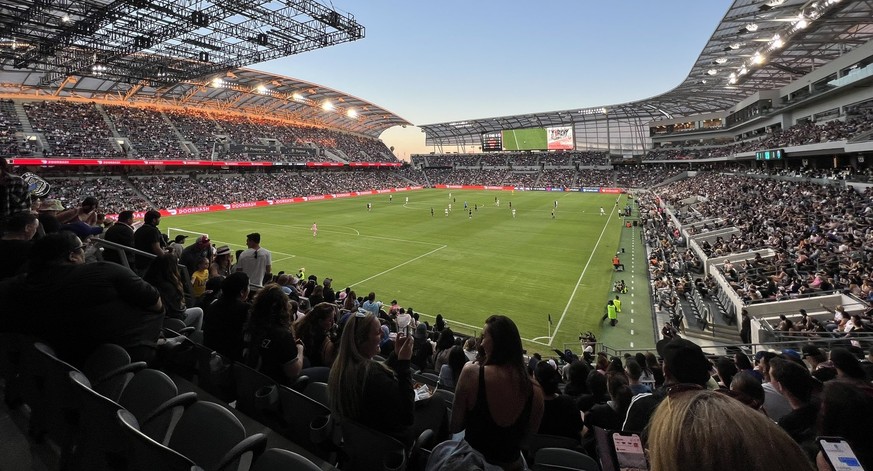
548,314,553,325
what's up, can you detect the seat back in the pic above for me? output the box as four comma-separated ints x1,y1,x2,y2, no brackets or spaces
338,418,406,471
81,343,131,382
533,447,599,471
302,381,329,407
118,368,184,443
526,434,584,464
276,385,334,461
167,401,246,471
193,344,235,402
231,362,282,429
68,371,128,471
117,409,198,471
250,448,322,471
30,342,81,463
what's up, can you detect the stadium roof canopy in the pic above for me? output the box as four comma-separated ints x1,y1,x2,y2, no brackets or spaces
0,0,412,137
419,0,873,145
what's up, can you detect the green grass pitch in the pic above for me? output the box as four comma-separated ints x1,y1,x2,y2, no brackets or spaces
162,189,632,353
502,128,548,151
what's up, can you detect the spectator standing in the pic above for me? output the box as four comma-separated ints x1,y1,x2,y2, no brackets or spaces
102,210,135,266
235,232,271,288
242,284,304,385
133,210,165,273
202,272,250,361
168,234,187,259
57,196,99,226
180,235,214,275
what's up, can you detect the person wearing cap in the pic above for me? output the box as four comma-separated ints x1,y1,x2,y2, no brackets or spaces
36,198,64,235
56,196,99,226
235,232,271,288
830,347,869,385
180,234,214,276
0,231,163,365
210,245,233,278
103,210,135,266
133,210,165,273
621,338,715,433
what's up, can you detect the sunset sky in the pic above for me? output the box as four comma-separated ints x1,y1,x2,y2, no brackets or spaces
255,1,732,160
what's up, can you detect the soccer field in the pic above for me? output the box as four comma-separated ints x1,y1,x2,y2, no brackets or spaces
162,189,630,352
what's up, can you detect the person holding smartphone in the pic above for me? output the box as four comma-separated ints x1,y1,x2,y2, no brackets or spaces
328,311,415,446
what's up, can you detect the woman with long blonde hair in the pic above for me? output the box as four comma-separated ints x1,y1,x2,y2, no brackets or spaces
328,311,414,445
648,389,813,471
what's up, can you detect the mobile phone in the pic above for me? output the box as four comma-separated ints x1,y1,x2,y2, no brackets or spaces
611,431,649,471
818,436,865,471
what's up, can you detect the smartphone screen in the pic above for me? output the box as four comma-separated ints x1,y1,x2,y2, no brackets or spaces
819,437,864,471
612,432,649,471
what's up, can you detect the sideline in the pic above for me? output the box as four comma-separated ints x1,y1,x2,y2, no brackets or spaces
548,205,617,345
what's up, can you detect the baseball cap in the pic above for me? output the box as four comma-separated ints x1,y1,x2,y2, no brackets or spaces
174,235,188,243
657,338,711,386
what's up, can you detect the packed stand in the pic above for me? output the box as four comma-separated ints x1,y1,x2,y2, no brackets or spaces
614,165,684,188
46,177,149,214
538,169,578,188
423,168,510,186
102,104,188,159
0,100,22,157
657,173,873,306
24,101,122,157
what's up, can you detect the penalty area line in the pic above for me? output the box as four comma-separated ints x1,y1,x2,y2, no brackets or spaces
350,245,447,287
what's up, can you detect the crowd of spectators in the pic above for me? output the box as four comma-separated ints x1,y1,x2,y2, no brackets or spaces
615,165,684,188
24,101,122,157
45,177,149,214
645,109,873,161
103,105,188,159
7,100,397,163
0,100,22,157
656,173,873,306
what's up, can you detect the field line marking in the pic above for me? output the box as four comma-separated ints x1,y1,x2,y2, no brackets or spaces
206,238,296,259
549,206,617,346
350,245,447,287
272,256,296,263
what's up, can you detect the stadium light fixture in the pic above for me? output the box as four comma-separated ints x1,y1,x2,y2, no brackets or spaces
211,77,224,87
715,57,728,64
745,23,759,32
770,34,784,49
346,108,358,119
707,69,718,75
255,84,267,93
322,100,334,111
729,43,741,50
752,52,765,65
61,14,71,23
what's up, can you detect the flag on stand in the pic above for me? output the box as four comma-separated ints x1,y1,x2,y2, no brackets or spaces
548,314,552,325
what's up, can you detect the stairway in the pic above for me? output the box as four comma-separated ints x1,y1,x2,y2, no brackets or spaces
13,102,33,133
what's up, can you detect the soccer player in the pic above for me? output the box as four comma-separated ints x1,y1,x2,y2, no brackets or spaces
389,194,393,203
406,196,409,204
496,198,500,207
311,222,317,237
600,206,605,216
554,200,558,208
431,207,434,217
551,209,555,219
512,208,516,218
448,203,452,212
468,209,472,218
367,203,372,212
444,208,449,217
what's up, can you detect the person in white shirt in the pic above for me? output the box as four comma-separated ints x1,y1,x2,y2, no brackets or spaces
235,232,271,288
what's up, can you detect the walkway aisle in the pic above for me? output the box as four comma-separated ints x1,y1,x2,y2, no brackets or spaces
596,203,657,354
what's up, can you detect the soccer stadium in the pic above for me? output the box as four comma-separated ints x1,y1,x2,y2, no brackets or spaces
1,0,873,469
